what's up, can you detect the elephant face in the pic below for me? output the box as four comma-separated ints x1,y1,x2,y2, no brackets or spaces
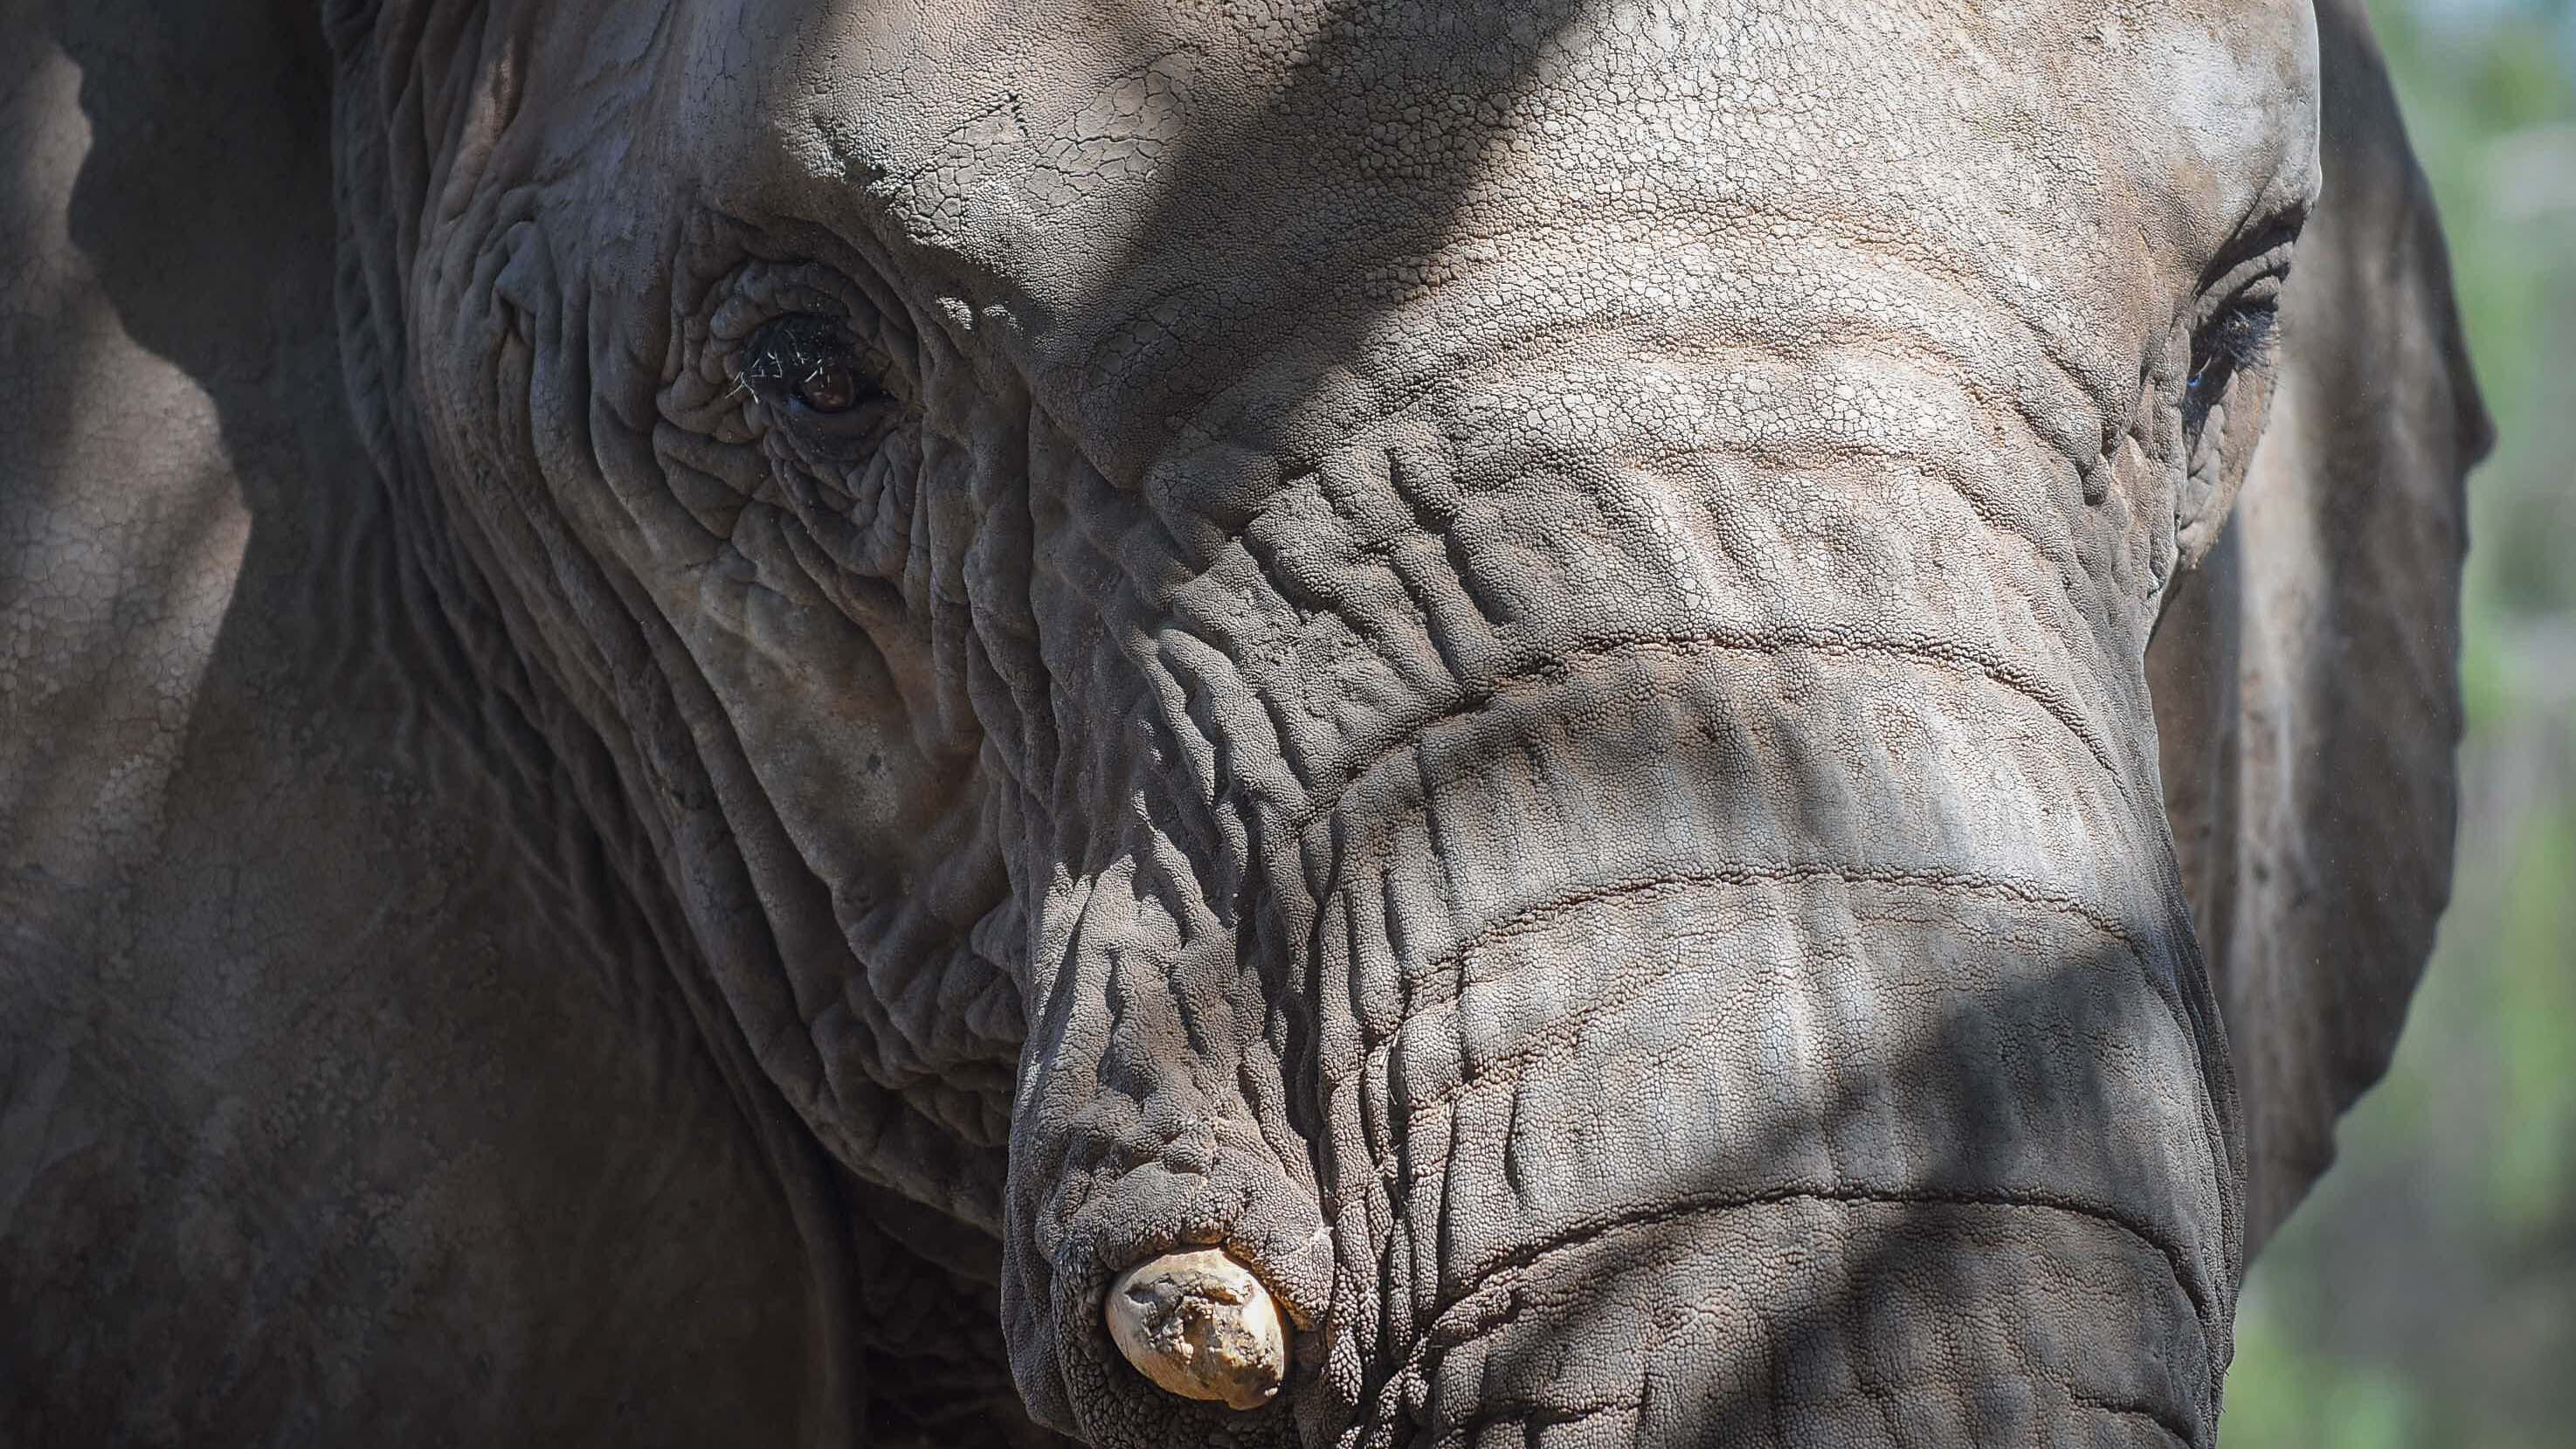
356,0,2322,1443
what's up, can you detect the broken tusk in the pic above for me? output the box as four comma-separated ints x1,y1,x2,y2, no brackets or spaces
1102,1248,1288,1411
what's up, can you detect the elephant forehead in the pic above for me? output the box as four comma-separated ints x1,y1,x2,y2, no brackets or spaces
2131,9,2324,233
621,0,2310,443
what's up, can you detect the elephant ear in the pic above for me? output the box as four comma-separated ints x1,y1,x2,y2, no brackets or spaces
2148,0,2492,1253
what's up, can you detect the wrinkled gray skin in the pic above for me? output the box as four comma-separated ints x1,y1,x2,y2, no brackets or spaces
0,0,2486,1445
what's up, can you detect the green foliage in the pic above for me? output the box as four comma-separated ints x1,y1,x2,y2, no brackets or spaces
2220,3,2576,1445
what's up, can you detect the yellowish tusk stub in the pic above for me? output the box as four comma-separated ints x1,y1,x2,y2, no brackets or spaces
1102,1248,1289,1411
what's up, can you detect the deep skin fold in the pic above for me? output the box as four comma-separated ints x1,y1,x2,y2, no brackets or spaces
0,0,2393,1443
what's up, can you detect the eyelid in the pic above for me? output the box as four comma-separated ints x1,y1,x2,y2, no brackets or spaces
2193,238,2296,329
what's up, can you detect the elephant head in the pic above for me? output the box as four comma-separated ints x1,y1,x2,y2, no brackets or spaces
1,0,2483,1445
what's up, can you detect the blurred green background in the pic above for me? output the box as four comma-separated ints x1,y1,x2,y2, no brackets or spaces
2219,2,2576,1446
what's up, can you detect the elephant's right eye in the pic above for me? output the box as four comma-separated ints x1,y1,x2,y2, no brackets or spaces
739,314,881,420
794,357,861,414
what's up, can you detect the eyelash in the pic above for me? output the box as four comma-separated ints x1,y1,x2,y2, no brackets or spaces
739,314,868,416
2183,300,2277,435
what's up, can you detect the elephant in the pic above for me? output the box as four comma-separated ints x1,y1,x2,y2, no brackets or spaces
0,0,2488,1445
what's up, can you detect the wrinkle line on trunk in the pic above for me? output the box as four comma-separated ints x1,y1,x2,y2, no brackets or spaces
1388,1186,2212,1396
1314,859,2149,1107
1275,626,2124,843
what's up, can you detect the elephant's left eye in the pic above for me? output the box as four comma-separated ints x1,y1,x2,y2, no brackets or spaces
2183,300,2277,436
2180,235,2293,443
741,314,876,417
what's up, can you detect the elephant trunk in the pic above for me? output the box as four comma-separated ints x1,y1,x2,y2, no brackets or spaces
1005,314,2241,1445
1291,611,2239,1446
1018,624,2238,1445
